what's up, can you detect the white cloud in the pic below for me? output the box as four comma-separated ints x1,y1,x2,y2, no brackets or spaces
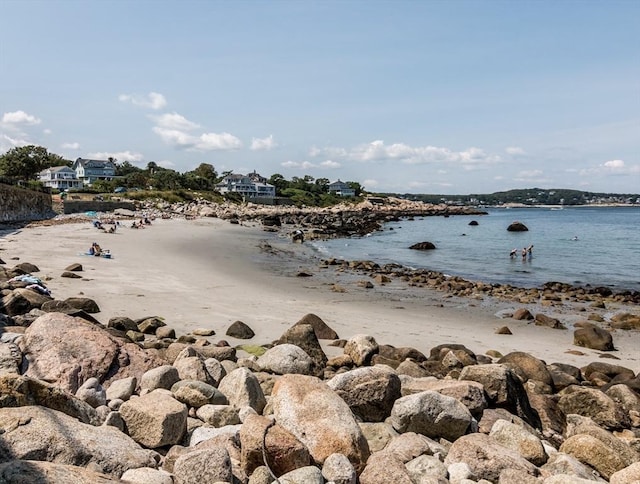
281,159,341,170
603,159,625,169
281,160,315,170
43,128,52,135
579,159,640,176
87,151,144,162
196,132,242,151
1,134,30,150
150,112,200,131
157,159,175,169
363,179,378,188
152,127,195,147
505,146,526,155
312,140,501,168
119,92,167,110
149,110,241,152
2,110,41,126
153,126,241,152
61,142,80,150
250,135,277,151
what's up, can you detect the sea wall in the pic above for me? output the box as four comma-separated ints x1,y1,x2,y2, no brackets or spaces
63,200,136,214
0,183,55,222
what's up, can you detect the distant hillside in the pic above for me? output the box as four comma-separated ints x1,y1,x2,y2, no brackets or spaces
383,188,640,206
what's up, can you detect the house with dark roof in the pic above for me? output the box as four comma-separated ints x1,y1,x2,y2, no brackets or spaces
38,166,82,190
72,158,117,186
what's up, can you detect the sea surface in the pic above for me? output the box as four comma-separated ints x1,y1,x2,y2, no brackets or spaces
310,206,640,292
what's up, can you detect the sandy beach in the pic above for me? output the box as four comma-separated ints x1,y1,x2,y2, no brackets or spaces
1,216,639,372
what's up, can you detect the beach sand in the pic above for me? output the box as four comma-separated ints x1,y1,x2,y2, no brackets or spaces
2,216,639,372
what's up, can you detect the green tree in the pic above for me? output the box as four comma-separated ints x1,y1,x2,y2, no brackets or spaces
347,181,364,196
116,160,142,177
0,145,69,181
124,171,149,189
191,163,217,182
152,169,183,190
314,177,330,194
268,173,289,195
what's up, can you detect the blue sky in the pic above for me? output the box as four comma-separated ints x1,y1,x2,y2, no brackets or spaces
1,0,638,194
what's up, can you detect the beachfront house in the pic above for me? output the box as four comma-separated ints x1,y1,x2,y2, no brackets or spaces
216,172,276,200
38,166,82,190
328,180,356,197
72,158,117,186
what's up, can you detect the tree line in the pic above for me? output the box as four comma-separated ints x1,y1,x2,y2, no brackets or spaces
0,145,363,206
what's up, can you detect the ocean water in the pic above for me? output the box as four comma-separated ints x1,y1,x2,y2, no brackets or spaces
310,207,640,292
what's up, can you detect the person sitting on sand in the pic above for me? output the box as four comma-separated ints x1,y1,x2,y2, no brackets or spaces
91,242,102,257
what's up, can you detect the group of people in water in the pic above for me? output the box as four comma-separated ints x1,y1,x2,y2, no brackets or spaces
510,245,534,259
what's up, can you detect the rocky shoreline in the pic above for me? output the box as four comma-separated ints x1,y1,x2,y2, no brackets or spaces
0,198,639,483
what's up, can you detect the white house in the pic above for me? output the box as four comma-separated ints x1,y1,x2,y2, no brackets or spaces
328,180,355,197
72,158,117,186
216,172,276,199
38,166,82,190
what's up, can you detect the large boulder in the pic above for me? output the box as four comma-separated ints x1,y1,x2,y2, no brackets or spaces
359,453,413,484
558,386,629,430
0,460,122,483
444,433,539,482
400,377,487,418
271,374,370,473
20,312,163,393
257,343,315,376
293,313,339,340
498,351,554,389
507,221,529,231
559,434,634,480
489,419,548,466
389,390,472,442
574,323,615,351
1,288,51,316
409,241,436,250
0,374,101,425
218,367,266,413
327,365,401,422
0,406,158,477
119,390,188,448
459,363,541,429
239,413,311,477
344,334,378,367
277,323,328,377
173,447,233,484
226,320,255,339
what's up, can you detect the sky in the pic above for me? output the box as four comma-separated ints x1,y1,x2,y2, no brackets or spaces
1,0,638,195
